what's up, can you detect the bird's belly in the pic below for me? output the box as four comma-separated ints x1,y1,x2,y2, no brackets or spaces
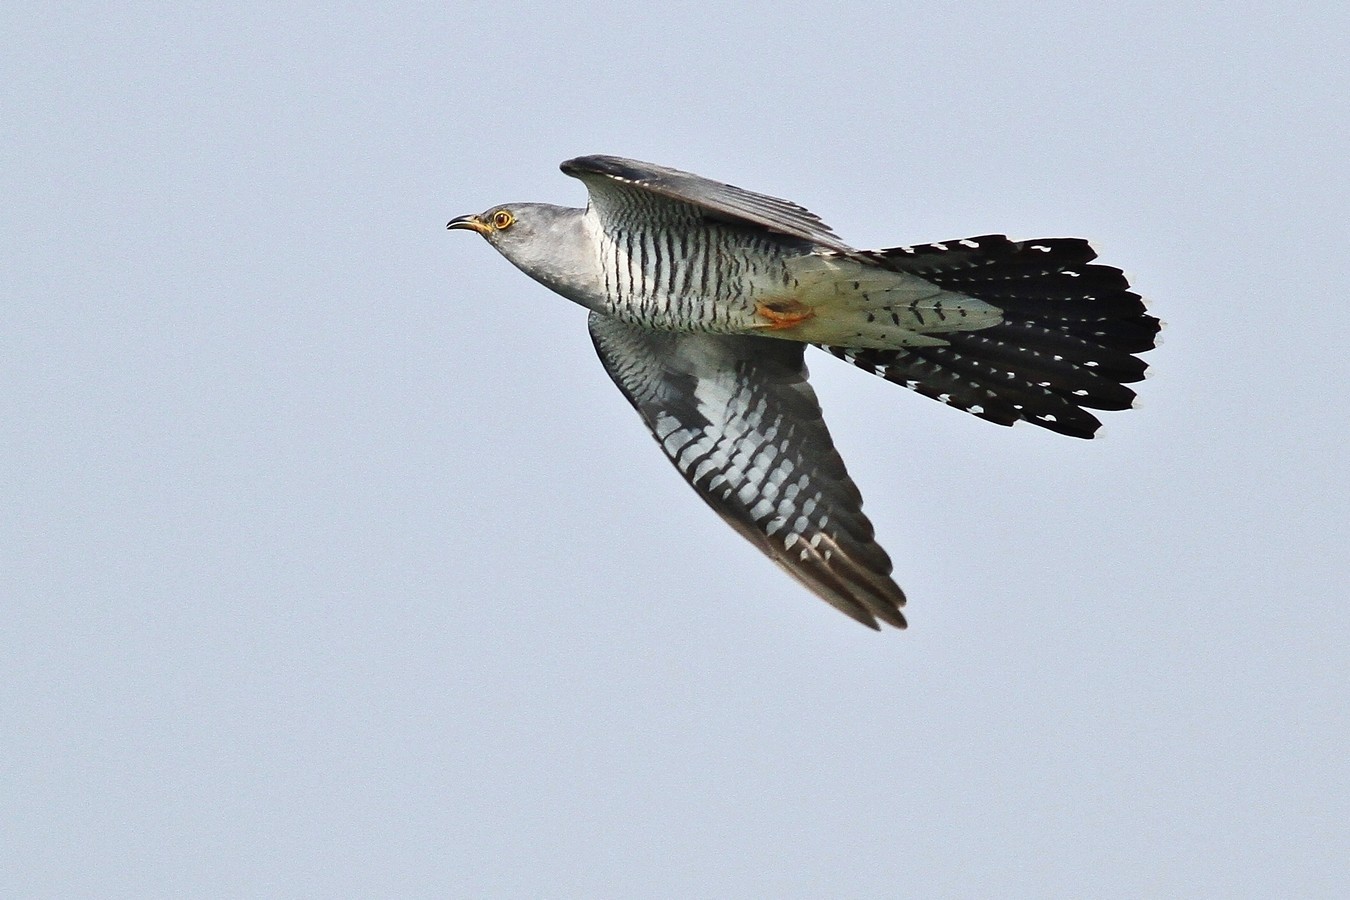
601,288,762,334
594,225,793,334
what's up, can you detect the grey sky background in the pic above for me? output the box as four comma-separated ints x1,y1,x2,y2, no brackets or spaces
4,3,1347,897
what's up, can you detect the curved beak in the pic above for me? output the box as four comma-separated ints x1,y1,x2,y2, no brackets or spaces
446,214,490,236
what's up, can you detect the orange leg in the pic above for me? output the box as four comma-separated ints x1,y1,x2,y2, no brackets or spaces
755,297,816,331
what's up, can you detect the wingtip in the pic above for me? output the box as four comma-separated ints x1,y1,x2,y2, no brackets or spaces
875,606,908,631
848,607,906,631
561,154,644,181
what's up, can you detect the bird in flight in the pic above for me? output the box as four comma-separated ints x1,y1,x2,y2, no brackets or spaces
448,156,1159,630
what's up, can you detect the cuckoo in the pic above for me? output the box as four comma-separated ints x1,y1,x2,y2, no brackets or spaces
448,155,1159,630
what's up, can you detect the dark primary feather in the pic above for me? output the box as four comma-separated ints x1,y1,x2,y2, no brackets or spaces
828,236,1161,438
588,312,906,629
562,155,856,255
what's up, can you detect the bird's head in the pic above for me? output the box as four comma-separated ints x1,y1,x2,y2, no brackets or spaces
447,202,596,302
447,202,576,253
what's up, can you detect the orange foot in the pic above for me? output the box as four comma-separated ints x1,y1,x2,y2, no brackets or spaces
755,297,816,331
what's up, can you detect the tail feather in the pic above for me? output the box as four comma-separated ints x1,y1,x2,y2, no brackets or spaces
989,317,1158,360
827,235,1161,438
1034,315,1161,355
937,328,1138,410
825,345,1015,428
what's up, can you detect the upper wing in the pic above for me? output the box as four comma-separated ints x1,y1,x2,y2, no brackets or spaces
588,311,906,630
561,155,857,254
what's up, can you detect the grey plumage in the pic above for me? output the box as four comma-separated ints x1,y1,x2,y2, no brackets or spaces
448,155,1160,629
587,315,906,629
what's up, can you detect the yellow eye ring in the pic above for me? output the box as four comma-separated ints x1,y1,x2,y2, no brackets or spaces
491,210,515,230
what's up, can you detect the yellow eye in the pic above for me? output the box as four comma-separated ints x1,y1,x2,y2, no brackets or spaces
491,209,515,230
